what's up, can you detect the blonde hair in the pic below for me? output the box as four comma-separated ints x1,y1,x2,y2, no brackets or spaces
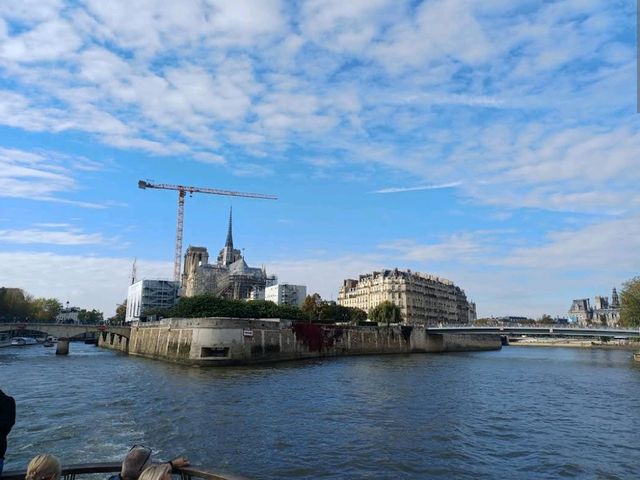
25,454,61,480
138,464,171,480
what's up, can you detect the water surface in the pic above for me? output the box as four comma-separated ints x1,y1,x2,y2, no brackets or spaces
1,344,639,479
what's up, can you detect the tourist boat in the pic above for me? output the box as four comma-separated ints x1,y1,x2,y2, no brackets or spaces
10,336,38,346
1,461,247,480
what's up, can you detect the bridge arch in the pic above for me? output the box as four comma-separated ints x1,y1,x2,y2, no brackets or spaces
0,323,131,354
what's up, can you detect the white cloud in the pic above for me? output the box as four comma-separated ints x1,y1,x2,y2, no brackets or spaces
378,233,489,263
0,146,111,208
0,0,63,23
0,251,171,316
500,215,640,271
0,228,106,245
0,19,82,62
374,182,462,194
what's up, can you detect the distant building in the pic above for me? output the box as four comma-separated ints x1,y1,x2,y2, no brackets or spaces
56,307,80,324
568,299,592,323
181,209,277,300
126,279,180,323
568,288,620,327
265,284,306,307
338,268,474,325
497,316,532,324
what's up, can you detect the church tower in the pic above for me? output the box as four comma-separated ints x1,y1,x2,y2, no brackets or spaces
611,287,620,308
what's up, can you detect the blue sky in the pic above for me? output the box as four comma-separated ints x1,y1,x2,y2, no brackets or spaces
0,0,638,318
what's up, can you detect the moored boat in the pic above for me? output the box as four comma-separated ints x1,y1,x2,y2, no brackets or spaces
10,336,38,346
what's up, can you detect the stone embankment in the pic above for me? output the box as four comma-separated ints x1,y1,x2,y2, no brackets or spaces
99,317,501,366
509,337,640,350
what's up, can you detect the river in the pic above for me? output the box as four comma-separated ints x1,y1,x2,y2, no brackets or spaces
1,343,639,479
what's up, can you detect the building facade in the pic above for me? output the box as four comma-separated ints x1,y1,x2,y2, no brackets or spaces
125,279,180,323
265,284,307,307
181,209,276,300
338,269,475,325
55,307,80,324
568,288,620,327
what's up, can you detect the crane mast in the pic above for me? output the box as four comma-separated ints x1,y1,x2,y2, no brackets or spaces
138,180,277,282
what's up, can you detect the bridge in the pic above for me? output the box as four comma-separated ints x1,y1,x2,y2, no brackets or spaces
425,325,640,338
0,322,130,338
0,322,131,354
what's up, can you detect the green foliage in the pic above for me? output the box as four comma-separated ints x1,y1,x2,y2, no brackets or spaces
107,300,127,325
620,277,640,327
170,295,307,320
301,293,322,321
28,297,62,322
319,303,366,324
0,288,31,321
77,309,104,323
349,307,368,324
1,289,106,324
538,314,554,324
369,301,402,325
300,293,367,324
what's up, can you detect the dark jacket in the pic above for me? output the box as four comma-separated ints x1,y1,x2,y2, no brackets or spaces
0,389,16,458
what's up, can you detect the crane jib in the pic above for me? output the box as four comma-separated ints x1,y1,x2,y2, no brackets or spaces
137,179,277,282
138,180,277,199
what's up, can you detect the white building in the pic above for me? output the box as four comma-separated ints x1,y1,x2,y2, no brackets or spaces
125,279,180,323
265,284,306,307
56,307,80,324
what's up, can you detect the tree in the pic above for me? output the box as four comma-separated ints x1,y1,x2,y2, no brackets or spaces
349,307,367,324
109,300,127,325
620,277,640,327
538,314,554,324
301,293,322,321
0,288,30,321
170,294,307,320
369,301,402,325
29,298,63,322
78,309,104,323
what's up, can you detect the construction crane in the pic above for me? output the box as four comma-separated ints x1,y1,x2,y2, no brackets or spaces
138,180,277,282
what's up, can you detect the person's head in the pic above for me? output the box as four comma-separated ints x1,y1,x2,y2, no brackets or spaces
138,464,171,480
121,445,153,480
25,454,61,480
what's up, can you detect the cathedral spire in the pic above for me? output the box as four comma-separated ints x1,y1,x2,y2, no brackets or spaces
225,207,233,248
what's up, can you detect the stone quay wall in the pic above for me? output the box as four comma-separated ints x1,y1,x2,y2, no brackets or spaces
98,317,501,366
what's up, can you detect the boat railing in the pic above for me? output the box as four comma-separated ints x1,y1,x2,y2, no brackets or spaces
1,462,249,480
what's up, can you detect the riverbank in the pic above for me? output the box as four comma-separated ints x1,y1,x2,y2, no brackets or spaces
509,337,640,350
99,317,502,365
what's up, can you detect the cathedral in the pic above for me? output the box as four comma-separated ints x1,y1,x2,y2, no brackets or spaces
181,209,276,299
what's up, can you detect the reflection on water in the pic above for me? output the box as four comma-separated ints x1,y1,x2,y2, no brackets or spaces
1,343,639,479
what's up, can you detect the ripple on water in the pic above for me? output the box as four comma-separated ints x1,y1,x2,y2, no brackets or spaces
1,344,640,479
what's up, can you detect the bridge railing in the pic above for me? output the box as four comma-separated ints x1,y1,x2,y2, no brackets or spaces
1,462,248,480
436,323,639,331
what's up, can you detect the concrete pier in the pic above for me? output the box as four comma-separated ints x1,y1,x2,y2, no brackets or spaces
99,317,501,366
56,338,70,355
